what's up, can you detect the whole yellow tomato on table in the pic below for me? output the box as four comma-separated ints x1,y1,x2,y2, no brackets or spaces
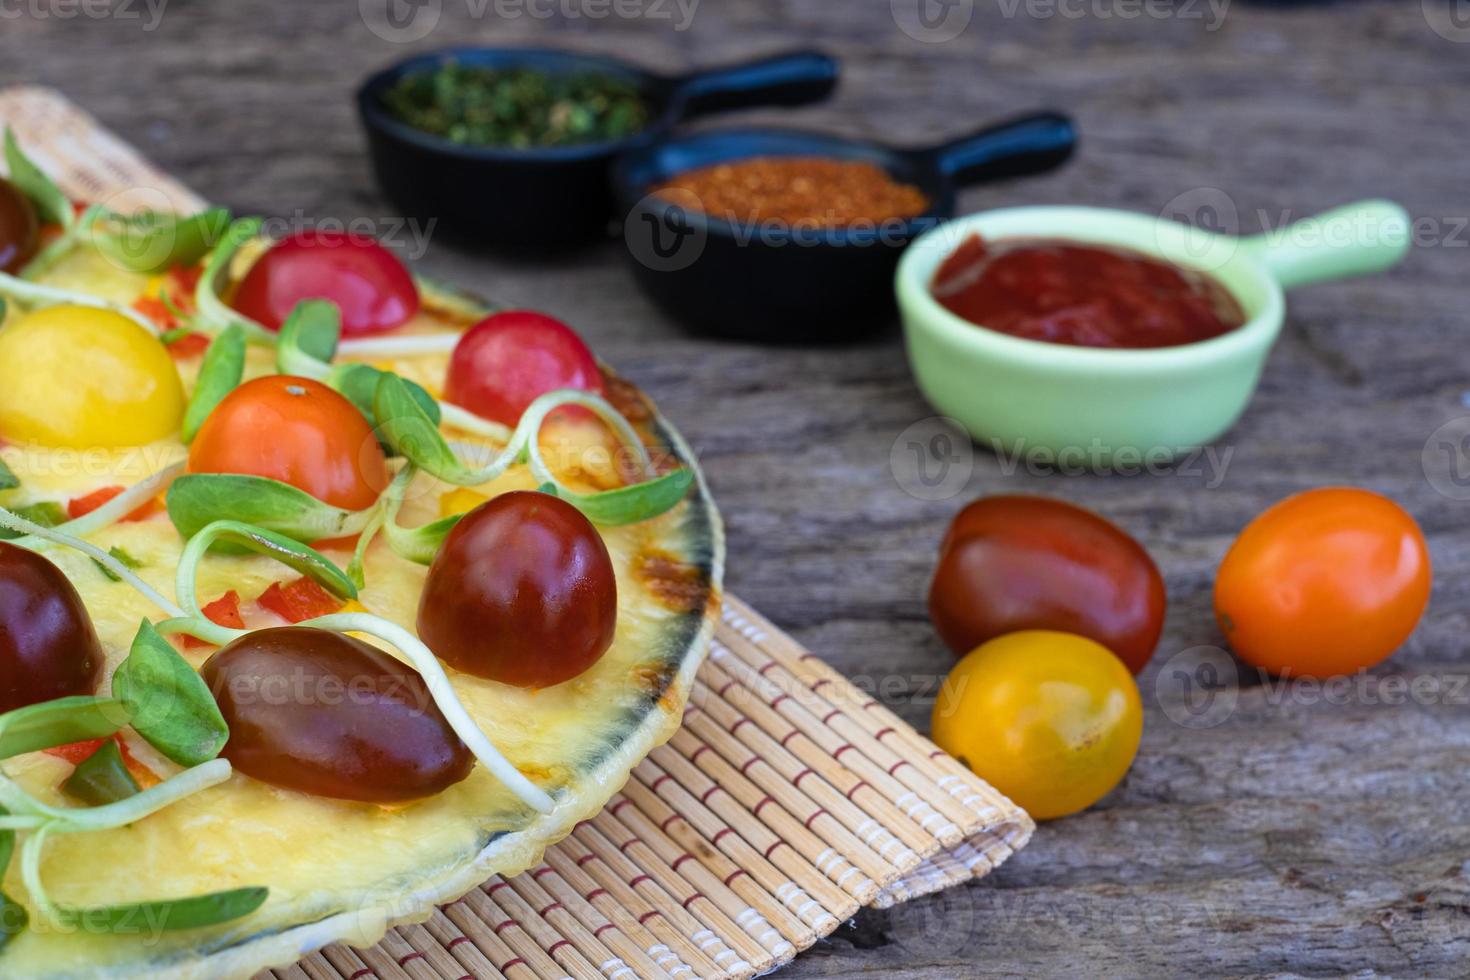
1215,487,1431,677
932,630,1143,820
0,304,184,448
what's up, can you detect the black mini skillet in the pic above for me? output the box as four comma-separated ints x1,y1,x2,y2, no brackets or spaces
611,112,1077,342
357,47,839,250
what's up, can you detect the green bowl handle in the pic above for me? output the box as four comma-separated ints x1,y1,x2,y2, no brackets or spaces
1237,199,1411,291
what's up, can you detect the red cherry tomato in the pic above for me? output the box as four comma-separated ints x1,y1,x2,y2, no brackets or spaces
0,177,40,275
188,375,389,510
418,491,617,689
231,231,419,337
445,311,605,427
928,495,1166,673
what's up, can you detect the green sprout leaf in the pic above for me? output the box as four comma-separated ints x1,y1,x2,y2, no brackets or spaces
181,324,245,443
384,513,460,565
559,469,695,526
89,207,231,275
166,474,367,543
91,545,142,583
0,808,23,954
0,501,65,541
54,886,268,933
0,458,17,493
0,697,128,760
61,740,140,806
111,621,228,768
194,217,273,342
3,128,72,229
184,521,357,602
332,362,441,432
373,373,493,484
276,299,340,374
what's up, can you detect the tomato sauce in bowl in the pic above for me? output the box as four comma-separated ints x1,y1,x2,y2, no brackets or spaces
931,234,1246,349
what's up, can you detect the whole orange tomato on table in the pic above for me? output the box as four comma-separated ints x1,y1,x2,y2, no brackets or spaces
1215,487,1432,677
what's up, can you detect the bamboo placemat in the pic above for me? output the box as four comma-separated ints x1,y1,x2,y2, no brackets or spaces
0,87,1034,980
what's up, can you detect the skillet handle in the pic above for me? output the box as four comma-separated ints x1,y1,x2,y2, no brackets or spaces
926,111,1077,185
670,50,839,117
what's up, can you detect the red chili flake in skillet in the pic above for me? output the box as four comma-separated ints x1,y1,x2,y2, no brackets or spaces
653,157,929,227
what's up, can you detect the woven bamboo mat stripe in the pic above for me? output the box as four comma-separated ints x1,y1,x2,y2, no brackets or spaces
0,87,1035,980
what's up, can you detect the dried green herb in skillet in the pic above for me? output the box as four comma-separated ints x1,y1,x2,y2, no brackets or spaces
382,64,651,149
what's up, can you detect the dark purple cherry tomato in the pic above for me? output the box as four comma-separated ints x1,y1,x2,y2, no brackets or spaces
201,627,472,803
0,178,40,275
231,231,420,338
418,491,616,689
444,311,605,427
0,542,104,712
928,496,1166,674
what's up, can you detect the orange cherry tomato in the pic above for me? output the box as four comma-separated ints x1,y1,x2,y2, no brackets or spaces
1214,488,1432,677
188,376,388,511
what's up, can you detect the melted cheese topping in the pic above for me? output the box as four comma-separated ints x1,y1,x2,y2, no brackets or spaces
0,246,713,977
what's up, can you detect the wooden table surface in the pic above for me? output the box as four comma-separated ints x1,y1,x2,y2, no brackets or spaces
5,1,1468,976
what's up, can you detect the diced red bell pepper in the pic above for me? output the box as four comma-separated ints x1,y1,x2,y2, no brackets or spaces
257,577,343,624
67,486,162,522
183,590,246,650
165,331,212,359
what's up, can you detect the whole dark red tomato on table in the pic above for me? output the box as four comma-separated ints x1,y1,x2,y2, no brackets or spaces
928,495,1166,673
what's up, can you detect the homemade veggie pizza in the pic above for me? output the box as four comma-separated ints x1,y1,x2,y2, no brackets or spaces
0,130,723,978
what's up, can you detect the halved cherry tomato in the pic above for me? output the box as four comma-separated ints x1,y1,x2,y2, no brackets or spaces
188,375,388,510
231,231,419,337
929,496,1166,673
0,542,104,712
418,491,617,688
0,305,186,448
0,177,40,274
257,577,343,624
932,630,1143,820
445,311,605,427
1215,488,1432,677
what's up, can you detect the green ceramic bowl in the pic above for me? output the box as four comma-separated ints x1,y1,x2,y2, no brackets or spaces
896,200,1410,462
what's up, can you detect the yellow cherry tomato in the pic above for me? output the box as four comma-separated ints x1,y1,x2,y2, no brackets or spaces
0,305,185,448
932,630,1143,820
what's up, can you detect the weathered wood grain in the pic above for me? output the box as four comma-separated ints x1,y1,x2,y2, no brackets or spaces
3,1,1468,975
